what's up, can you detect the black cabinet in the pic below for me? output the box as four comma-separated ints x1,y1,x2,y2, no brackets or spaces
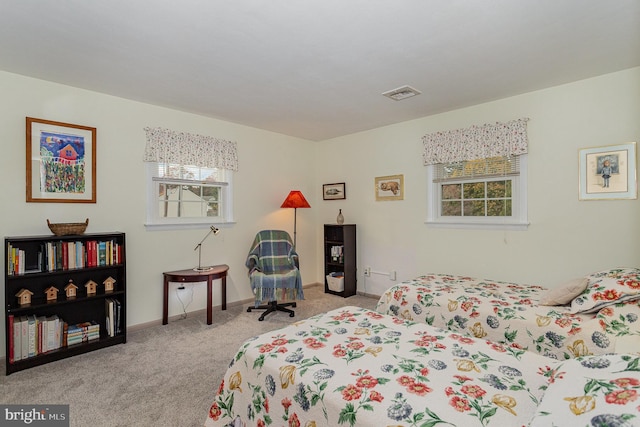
4,232,126,375
323,224,356,297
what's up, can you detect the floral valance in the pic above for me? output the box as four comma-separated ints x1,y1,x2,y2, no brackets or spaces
143,127,238,171
422,118,529,165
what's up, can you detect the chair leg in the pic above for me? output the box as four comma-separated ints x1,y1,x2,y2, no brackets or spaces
247,300,297,321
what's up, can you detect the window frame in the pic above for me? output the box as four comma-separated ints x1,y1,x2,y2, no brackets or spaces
426,155,529,230
144,162,235,231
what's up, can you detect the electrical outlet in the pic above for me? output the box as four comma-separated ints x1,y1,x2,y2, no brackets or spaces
389,270,396,281
364,266,371,277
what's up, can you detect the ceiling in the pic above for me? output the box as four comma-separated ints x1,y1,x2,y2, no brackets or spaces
1,1,639,141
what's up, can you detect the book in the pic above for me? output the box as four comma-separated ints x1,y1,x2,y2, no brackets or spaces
105,299,114,337
27,315,37,358
47,316,58,351
114,299,122,334
12,315,22,362
20,316,29,360
98,241,107,266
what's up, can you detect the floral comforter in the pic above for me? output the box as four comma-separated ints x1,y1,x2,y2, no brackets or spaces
205,306,554,427
375,274,640,360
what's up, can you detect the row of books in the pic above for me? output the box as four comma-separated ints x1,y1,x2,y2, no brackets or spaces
7,239,123,275
7,315,101,363
105,298,123,337
66,322,100,346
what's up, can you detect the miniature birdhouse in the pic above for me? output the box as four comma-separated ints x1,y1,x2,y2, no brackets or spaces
85,280,98,296
64,280,78,299
16,288,33,306
44,286,59,302
103,276,116,293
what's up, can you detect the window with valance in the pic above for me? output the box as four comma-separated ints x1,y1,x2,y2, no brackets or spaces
143,127,238,229
422,118,530,229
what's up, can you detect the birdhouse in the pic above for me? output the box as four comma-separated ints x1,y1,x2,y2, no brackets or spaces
44,286,59,302
85,280,98,296
103,276,116,293
16,288,34,306
64,280,78,299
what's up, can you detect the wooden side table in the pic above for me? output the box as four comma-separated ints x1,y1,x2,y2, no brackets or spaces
162,264,229,325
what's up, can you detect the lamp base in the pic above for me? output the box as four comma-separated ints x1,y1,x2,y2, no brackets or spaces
193,266,215,272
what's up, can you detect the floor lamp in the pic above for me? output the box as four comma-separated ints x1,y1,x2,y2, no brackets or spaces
280,190,310,248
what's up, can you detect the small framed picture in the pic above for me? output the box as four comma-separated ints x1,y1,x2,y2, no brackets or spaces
26,117,97,203
323,182,346,200
375,174,404,201
579,142,637,200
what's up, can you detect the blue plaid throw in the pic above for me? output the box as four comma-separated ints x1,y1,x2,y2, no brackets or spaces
246,230,304,304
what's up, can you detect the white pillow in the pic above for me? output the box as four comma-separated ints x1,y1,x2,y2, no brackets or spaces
539,277,589,306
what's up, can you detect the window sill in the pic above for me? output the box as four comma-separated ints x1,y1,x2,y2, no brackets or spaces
144,221,235,232
425,220,529,231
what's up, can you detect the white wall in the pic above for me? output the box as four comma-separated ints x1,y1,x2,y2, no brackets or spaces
0,71,318,356
314,67,640,296
1,67,639,358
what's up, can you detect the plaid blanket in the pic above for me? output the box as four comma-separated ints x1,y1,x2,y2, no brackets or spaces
246,230,304,304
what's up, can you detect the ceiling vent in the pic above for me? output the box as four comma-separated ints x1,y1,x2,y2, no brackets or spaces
382,85,422,101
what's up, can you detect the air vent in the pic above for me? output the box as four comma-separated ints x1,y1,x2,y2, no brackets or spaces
382,85,422,101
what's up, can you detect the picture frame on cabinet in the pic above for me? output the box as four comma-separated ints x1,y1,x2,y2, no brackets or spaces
579,142,637,200
323,182,346,200
26,117,97,203
375,174,404,201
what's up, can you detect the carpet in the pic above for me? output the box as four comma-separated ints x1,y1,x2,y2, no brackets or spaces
0,285,378,427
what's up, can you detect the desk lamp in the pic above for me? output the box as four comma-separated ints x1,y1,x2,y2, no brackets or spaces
193,225,220,271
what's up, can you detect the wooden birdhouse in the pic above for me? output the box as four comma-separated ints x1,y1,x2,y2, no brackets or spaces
103,276,116,293
44,286,59,302
85,280,98,296
64,280,78,299
16,288,33,306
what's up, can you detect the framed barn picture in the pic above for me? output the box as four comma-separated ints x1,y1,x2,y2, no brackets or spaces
26,117,97,203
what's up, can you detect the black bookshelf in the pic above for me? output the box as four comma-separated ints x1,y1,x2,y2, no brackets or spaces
323,224,356,297
4,232,126,375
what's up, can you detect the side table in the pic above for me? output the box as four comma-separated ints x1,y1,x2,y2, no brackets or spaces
163,264,229,325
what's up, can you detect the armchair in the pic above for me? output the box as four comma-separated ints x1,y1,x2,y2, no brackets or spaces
246,230,304,321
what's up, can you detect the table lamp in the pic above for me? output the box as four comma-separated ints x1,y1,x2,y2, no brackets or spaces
193,225,220,271
280,190,310,248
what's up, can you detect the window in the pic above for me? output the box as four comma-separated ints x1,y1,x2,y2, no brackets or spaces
145,162,233,229
143,127,238,230
426,155,528,230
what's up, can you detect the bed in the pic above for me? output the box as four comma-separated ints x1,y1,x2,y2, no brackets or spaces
375,267,640,360
205,306,640,427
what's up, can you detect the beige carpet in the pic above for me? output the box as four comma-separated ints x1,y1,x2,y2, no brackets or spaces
0,285,378,427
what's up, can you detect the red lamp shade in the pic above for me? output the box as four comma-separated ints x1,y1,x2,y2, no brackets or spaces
280,191,311,209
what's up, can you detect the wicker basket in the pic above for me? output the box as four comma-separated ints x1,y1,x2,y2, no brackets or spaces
47,218,89,236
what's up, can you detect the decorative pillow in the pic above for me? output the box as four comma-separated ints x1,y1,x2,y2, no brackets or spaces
529,353,640,426
539,277,589,306
570,268,640,314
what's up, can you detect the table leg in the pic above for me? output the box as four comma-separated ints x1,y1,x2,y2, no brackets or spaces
221,274,227,310
207,276,213,325
162,276,169,325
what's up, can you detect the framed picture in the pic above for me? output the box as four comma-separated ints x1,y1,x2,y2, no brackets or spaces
375,174,404,201
579,142,637,200
323,182,346,200
26,117,97,203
